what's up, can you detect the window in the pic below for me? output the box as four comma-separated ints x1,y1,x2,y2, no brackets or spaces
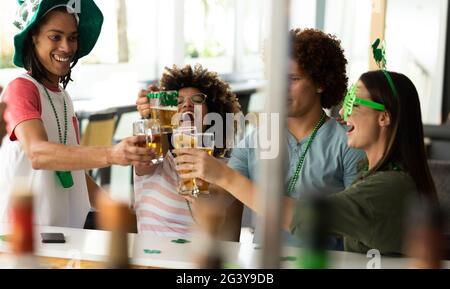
184,0,265,77
385,0,448,124
68,0,159,102
236,0,264,77
289,0,318,29
324,0,373,82
0,0,268,102
0,1,16,69
184,0,235,74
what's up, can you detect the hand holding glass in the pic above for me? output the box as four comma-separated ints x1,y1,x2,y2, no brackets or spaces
133,119,163,163
195,133,215,198
172,126,198,196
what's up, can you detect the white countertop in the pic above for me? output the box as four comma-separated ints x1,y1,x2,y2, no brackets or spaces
1,225,448,269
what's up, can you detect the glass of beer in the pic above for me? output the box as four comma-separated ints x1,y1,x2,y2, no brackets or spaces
148,91,180,157
148,91,179,130
172,126,199,196
133,119,163,163
147,91,161,120
195,133,215,198
146,119,163,163
133,119,147,147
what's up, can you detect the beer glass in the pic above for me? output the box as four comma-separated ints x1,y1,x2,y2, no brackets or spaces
146,119,163,163
148,91,179,130
133,119,147,148
172,126,199,196
132,119,163,163
195,133,215,198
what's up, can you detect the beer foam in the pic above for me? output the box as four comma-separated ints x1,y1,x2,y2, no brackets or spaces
159,106,178,111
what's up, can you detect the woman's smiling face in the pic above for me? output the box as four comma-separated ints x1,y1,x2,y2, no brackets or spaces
32,10,78,84
341,80,384,150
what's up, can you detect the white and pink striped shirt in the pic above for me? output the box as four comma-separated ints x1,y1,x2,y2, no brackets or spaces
133,152,195,238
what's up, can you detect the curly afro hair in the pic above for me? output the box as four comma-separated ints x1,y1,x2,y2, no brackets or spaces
160,64,241,152
160,64,241,115
290,28,348,109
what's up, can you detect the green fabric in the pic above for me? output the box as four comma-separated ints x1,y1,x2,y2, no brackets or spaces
291,170,417,255
13,0,103,67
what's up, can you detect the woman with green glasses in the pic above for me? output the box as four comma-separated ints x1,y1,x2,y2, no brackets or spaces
175,37,438,254
290,70,438,254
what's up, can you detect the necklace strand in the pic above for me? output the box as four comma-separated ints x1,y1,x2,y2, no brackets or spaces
186,200,197,223
43,87,67,145
286,112,326,196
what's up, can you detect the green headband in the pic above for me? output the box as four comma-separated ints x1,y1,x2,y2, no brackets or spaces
342,38,399,121
372,38,398,98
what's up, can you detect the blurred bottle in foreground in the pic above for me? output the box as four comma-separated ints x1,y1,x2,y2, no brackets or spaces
295,197,330,269
404,197,445,269
191,197,226,269
97,195,134,269
4,180,39,268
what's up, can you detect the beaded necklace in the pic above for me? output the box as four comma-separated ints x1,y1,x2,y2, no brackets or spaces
286,112,326,196
43,86,74,188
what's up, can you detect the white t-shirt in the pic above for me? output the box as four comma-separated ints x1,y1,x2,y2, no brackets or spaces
0,74,90,228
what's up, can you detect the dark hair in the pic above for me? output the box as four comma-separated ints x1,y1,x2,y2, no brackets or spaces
290,28,348,109
360,71,437,200
22,7,78,89
160,64,241,154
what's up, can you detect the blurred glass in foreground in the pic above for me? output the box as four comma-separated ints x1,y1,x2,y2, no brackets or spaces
97,194,134,269
295,197,330,269
0,179,39,269
404,197,446,269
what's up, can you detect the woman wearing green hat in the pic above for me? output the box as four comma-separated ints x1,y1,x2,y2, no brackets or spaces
0,0,154,228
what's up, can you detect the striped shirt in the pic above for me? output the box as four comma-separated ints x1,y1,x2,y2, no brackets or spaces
133,152,195,238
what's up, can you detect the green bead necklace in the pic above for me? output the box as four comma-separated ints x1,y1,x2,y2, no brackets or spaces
286,112,326,196
43,87,74,189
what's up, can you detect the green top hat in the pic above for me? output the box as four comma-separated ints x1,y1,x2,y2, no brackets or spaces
12,0,104,68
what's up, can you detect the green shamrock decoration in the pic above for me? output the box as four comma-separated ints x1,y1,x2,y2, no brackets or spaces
372,38,387,70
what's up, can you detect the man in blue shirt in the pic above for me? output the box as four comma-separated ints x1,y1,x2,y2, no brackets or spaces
229,113,363,246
